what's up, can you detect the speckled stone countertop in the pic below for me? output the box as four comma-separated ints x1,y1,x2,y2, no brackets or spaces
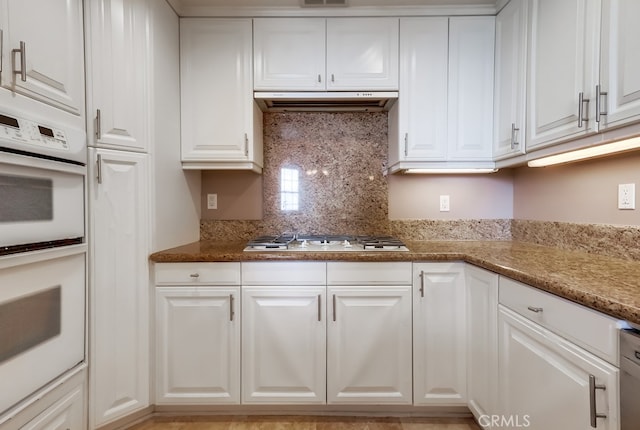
150,240,640,326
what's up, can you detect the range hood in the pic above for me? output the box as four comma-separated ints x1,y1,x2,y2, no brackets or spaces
254,91,398,112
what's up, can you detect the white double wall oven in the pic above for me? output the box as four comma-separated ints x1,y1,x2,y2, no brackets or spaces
0,104,87,418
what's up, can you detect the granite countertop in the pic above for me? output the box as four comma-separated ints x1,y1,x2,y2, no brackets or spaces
150,240,640,326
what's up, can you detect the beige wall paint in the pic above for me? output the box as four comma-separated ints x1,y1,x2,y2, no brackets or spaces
201,171,263,220
513,151,640,226
388,170,514,220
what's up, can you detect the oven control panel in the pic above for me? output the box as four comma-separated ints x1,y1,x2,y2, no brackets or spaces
0,113,69,152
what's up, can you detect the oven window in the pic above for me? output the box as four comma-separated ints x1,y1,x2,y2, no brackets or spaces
0,287,61,363
0,174,53,222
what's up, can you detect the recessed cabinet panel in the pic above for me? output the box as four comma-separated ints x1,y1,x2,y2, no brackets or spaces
493,0,527,159
326,18,399,90
85,0,149,152
253,18,326,91
599,0,640,129
180,18,263,171
526,0,600,150
328,286,412,404
0,0,85,117
242,288,326,404
413,262,467,405
156,287,240,404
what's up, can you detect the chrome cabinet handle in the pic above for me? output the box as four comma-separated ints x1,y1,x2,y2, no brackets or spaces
332,294,336,322
317,294,322,322
317,74,321,83
230,294,235,321
12,40,26,82
595,85,608,123
578,92,590,128
189,273,199,279
244,133,249,156
511,123,520,149
404,133,408,157
96,109,102,140
96,154,103,184
589,374,607,427
419,271,425,298
527,306,543,313
331,74,335,83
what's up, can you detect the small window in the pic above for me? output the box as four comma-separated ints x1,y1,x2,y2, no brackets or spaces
280,167,299,211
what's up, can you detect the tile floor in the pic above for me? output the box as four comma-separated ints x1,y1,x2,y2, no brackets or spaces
127,415,482,430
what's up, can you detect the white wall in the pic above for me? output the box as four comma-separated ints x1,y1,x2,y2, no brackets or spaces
513,151,640,226
388,170,514,220
150,0,201,250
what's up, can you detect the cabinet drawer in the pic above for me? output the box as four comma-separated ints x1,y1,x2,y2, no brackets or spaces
499,276,619,365
327,262,412,285
155,262,241,285
242,261,326,285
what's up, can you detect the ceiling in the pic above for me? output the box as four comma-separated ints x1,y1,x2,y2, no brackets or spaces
167,0,501,16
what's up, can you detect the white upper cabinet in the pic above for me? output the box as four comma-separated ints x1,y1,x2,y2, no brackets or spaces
448,17,495,161
0,0,84,118
493,0,528,160
253,18,326,91
526,0,601,151
181,18,263,172
598,0,640,130
388,16,494,172
253,17,399,91
85,0,150,152
392,18,449,162
326,18,399,90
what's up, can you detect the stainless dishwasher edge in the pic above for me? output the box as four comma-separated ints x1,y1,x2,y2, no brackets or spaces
620,328,640,430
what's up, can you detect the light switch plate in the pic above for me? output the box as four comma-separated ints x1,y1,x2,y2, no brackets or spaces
618,183,635,210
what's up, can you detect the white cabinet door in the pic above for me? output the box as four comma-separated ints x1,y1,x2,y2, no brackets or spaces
392,17,449,162
493,0,527,160
180,18,263,172
498,306,619,430
413,262,467,405
326,18,399,90
21,380,85,430
0,0,84,117
253,18,325,91
327,286,412,404
448,17,495,161
599,0,640,129
388,17,494,172
89,148,149,428
156,287,240,404
85,0,149,152
242,287,326,404
526,0,601,150
465,266,499,428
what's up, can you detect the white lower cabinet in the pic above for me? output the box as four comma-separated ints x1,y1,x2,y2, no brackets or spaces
155,287,240,404
20,381,85,430
89,148,150,427
241,262,326,404
242,286,326,404
154,262,241,404
327,262,413,404
413,262,467,405
498,276,619,430
465,266,499,428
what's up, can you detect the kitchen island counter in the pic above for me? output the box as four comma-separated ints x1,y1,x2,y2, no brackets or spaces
150,240,640,325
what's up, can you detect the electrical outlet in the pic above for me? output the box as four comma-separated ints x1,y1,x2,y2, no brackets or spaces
439,195,450,212
618,184,635,210
207,193,218,210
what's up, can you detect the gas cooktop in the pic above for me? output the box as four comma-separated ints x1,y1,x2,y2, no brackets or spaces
243,234,409,252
